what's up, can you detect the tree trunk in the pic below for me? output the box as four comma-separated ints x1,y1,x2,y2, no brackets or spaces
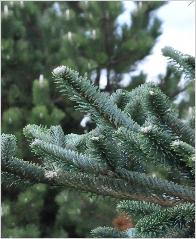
94,68,101,87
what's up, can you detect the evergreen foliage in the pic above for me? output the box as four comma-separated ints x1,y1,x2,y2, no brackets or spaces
2,1,164,130
2,2,195,237
162,46,195,80
2,47,195,237
3,2,166,235
2,75,65,159
28,76,65,126
1,184,46,237
1,185,116,238
160,48,195,119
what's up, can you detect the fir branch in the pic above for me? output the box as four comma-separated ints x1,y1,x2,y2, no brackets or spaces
24,124,65,147
162,46,195,80
2,156,47,184
2,134,49,185
51,170,182,206
2,61,195,238
52,66,140,131
116,168,195,202
30,139,107,174
136,203,195,238
144,88,195,146
88,130,129,171
110,89,130,111
116,127,148,171
124,83,157,125
1,134,17,159
91,227,129,238
139,124,178,166
23,124,50,142
65,130,98,153
1,171,33,190
164,114,195,147
163,224,192,238
49,125,65,147
171,140,195,172
117,127,175,173
117,200,162,219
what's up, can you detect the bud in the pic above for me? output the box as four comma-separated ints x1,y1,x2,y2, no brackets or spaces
31,139,40,147
4,5,9,16
45,170,58,179
52,66,66,76
39,74,44,86
65,9,70,20
92,29,96,39
141,125,152,133
91,136,99,141
67,31,72,41
20,1,24,7
8,117,12,124
172,140,180,146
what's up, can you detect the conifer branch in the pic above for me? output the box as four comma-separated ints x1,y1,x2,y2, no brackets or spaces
145,89,195,146
136,203,195,237
162,46,195,80
1,171,33,189
171,140,195,172
30,139,107,174
117,200,162,218
117,168,195,202
23,124,50,142
91,227,129,238
52,66,140,132
2,57,195,237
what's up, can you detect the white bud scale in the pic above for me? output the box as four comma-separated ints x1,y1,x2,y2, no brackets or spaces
39,74,44,86
91,136,99,141
141,125,152,133
172,140,180,146
53,66,66,76
45,171,58,179
67,31,72,41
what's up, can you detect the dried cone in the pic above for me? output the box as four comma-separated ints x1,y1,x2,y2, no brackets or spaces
112,213,134,231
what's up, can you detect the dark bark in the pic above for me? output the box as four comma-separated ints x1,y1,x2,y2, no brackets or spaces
39,187,59,237
94,69,101,86
105,68,111,92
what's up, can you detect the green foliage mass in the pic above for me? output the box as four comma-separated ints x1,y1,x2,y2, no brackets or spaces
2,76,65,159
2,184,46,238
2,184,116,238
2,2,166,237
2,1,164,110
2,46,195,237
2,1,195,238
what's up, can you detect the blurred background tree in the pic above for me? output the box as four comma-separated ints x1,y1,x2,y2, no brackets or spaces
2,74,65,158
2,1,194,238
2,1,165,133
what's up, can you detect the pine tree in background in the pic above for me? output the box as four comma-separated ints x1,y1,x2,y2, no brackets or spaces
2,75,65,159
2,1,165,133
1,184,47,238
2,47,195,238
1,1,53,109
1,75,65,237
1,183,117,238
58,1,164,91
29,75,65,126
